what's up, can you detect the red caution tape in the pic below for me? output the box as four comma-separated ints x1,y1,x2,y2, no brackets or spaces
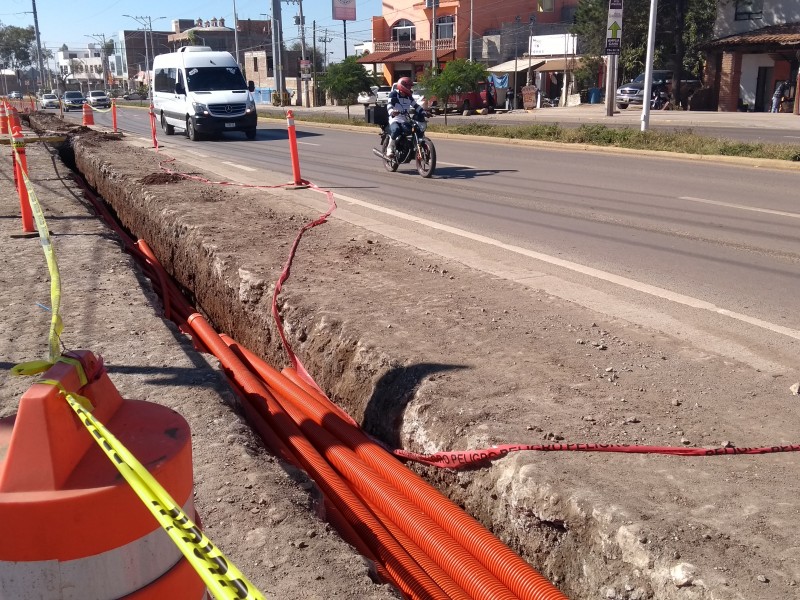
393,442,800,469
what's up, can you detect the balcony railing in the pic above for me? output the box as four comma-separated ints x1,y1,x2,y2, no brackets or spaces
373,38,455,53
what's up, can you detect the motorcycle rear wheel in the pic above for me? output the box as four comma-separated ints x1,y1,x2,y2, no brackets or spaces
416,138,436,178
382,137,399,172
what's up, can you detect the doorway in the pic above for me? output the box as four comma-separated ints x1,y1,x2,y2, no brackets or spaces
755,66,773,112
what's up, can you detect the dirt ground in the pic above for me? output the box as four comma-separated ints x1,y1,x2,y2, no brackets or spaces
2,112,799,600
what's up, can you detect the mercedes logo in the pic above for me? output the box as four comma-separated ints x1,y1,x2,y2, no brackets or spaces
225,105,232,113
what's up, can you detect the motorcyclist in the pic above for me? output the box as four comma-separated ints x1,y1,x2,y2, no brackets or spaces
386,77,425,157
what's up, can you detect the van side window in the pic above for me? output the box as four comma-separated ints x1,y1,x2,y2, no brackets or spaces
176,69,185,93
154,68,177,93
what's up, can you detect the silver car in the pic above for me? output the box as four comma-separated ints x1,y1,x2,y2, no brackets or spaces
39,93,60,109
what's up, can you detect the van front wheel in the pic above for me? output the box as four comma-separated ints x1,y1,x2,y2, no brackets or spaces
245,128,257,140
161,113,175,135
186,117,199,141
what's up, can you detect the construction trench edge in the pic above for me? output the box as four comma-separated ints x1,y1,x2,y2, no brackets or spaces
19,112,800,600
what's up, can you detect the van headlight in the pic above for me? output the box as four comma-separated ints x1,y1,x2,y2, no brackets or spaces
246,99,256,113
192,102,209,115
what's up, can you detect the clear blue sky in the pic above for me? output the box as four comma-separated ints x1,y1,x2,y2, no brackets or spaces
1,0,381,62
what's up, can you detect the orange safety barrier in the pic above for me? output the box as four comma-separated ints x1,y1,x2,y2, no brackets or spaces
7,106,21,132
82,102,95,126
285,110,306,187
11,128,34,233
112,100,118,132
0,103,7,135
0,351,206,599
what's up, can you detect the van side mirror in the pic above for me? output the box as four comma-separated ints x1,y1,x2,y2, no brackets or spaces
248,80,255,92
175,82,185,95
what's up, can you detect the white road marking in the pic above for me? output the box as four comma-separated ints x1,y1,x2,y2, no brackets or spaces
438,161,478,169
680,196,800,219
297,141,320,146
184,150,208,158
221,161,257,172
330,192,800,342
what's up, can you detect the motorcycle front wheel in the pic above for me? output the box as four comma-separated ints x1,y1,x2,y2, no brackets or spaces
416,138,436,178
382,136,399,172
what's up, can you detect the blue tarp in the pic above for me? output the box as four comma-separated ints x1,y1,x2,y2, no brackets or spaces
490,73,509,90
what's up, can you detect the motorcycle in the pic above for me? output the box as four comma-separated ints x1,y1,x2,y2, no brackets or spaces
370,108,436,178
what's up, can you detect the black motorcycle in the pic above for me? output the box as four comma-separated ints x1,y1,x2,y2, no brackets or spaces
368,106,436,178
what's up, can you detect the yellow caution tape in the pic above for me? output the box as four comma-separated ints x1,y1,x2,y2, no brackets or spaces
10,360,54,377
59,389,267,600
14,154,63,363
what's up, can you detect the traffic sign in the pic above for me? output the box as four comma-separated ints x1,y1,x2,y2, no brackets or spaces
605,0,623,56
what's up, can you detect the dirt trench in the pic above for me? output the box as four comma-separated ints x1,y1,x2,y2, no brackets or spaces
27,112,800,600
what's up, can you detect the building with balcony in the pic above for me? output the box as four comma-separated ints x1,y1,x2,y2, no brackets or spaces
356,0,579,85
703,1,799,112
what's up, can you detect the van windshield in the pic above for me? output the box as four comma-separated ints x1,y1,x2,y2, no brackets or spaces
186,66,246,92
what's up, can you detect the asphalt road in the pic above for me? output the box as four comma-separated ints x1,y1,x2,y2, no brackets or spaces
74,106,800,373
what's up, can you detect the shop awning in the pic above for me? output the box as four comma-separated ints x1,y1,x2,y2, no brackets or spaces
488,56,581,73
488,58,545,73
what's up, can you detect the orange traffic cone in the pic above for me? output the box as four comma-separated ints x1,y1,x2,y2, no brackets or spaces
0,351,206,598
82,102,94,126
0,103,7,135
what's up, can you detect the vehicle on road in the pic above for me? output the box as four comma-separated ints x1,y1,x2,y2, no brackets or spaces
62,91,87,111
122,92,144,100
616,70,701,109
152,46,257,141
87,90,111,108
9,91,23,99
357,85,391,105
39,93,60,109
367,104,436,178
428,80,496,114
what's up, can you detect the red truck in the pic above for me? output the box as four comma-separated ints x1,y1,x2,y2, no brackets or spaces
428,81,497,114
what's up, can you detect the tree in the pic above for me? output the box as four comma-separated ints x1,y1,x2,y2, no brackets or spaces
317,56,373,118
0,23,36,71
571,0,718,106
418,59,487,125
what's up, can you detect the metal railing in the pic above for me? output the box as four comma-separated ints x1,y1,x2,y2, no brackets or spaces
373,38,455,53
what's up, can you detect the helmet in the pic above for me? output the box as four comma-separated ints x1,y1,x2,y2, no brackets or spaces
397,77,413,97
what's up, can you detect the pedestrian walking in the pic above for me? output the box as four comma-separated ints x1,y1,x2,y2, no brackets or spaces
771,79,791,113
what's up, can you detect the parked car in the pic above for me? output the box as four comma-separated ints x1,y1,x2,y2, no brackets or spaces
39,93,60,109
9,91,23,99
122,92,144,100
357,85,391,105
616,70,701,109
62,91,87,111
87,90,111,108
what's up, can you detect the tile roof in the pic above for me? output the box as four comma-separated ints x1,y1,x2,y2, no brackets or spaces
706,22,800,48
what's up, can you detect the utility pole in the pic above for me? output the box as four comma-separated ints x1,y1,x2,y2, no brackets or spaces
641,0,658,131
319,29,332,69
31,0,46,92
87,34,110,90
469,0,473,62
271,0,284,104
343,21,347,58
312,20,317,106
286,0,309,107
429,0,438,73
233,0,241,66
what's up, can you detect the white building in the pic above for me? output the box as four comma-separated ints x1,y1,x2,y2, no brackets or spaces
56,44,107,92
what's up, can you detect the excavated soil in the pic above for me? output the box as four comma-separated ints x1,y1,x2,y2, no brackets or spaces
3,112,799,600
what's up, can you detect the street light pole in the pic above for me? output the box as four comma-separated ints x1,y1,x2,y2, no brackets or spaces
87,34,110,90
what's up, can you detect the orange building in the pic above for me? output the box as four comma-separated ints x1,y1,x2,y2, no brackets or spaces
357,0,580,84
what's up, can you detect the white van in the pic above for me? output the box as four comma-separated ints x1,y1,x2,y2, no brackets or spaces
152,47,257,141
